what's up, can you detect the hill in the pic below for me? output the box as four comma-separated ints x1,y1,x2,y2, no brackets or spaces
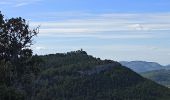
30,50,170,100
1,50,170,100
165,65,170,70
141,69,170,88
120,61,170,88
120,61,163,73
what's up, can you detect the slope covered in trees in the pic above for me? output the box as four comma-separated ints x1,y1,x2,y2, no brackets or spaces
142,69,170,88
29,50,170,100
1,50,170,100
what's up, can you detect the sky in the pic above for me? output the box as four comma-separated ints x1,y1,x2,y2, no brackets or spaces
0,0,170,65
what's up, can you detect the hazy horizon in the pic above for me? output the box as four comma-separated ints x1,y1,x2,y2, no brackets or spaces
1,0,170,65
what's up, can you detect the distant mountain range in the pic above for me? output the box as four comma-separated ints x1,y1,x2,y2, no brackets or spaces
120,61,170,87
141,69,170,88
120,61,169,73
165,65,170,70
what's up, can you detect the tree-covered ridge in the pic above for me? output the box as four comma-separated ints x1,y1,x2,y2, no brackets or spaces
1,49,170,100
30,50,170,100
141,69,170,88
40,50,116,71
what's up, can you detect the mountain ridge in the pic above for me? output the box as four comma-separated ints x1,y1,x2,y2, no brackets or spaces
141,69,170,88
31,51,170,100
1,50,170,100
120,60,170,88
120,61,166,73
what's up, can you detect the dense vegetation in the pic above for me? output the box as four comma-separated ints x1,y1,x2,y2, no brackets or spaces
0,12,170,100
142,69,170,88
0,11,40,100
1,50,170,100
29,51,170,100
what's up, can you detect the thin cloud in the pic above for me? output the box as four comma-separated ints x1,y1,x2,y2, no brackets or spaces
14,2,28,7
30,12,170,39
0,1,12,5
0,0,43,7
35,46,46,50
36,32,153,39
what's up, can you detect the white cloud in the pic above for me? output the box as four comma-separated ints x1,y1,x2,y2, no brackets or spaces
35,46,46,50
36,32,153,39
29,12,170,39
0,0,42,7
14,2,28,7
0,1,11,5
127,24,144,31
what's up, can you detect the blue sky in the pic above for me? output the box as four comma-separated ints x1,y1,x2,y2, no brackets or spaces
1,0,170,65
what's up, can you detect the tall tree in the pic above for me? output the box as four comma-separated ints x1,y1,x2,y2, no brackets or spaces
0,11,39,63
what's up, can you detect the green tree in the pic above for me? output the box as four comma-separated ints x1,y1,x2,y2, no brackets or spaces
0,11,39,63
0,11,40,100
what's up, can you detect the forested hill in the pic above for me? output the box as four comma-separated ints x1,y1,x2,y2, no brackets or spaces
141,69,170,88
39,50,118,70
1,50,170,100
29,50,170,100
